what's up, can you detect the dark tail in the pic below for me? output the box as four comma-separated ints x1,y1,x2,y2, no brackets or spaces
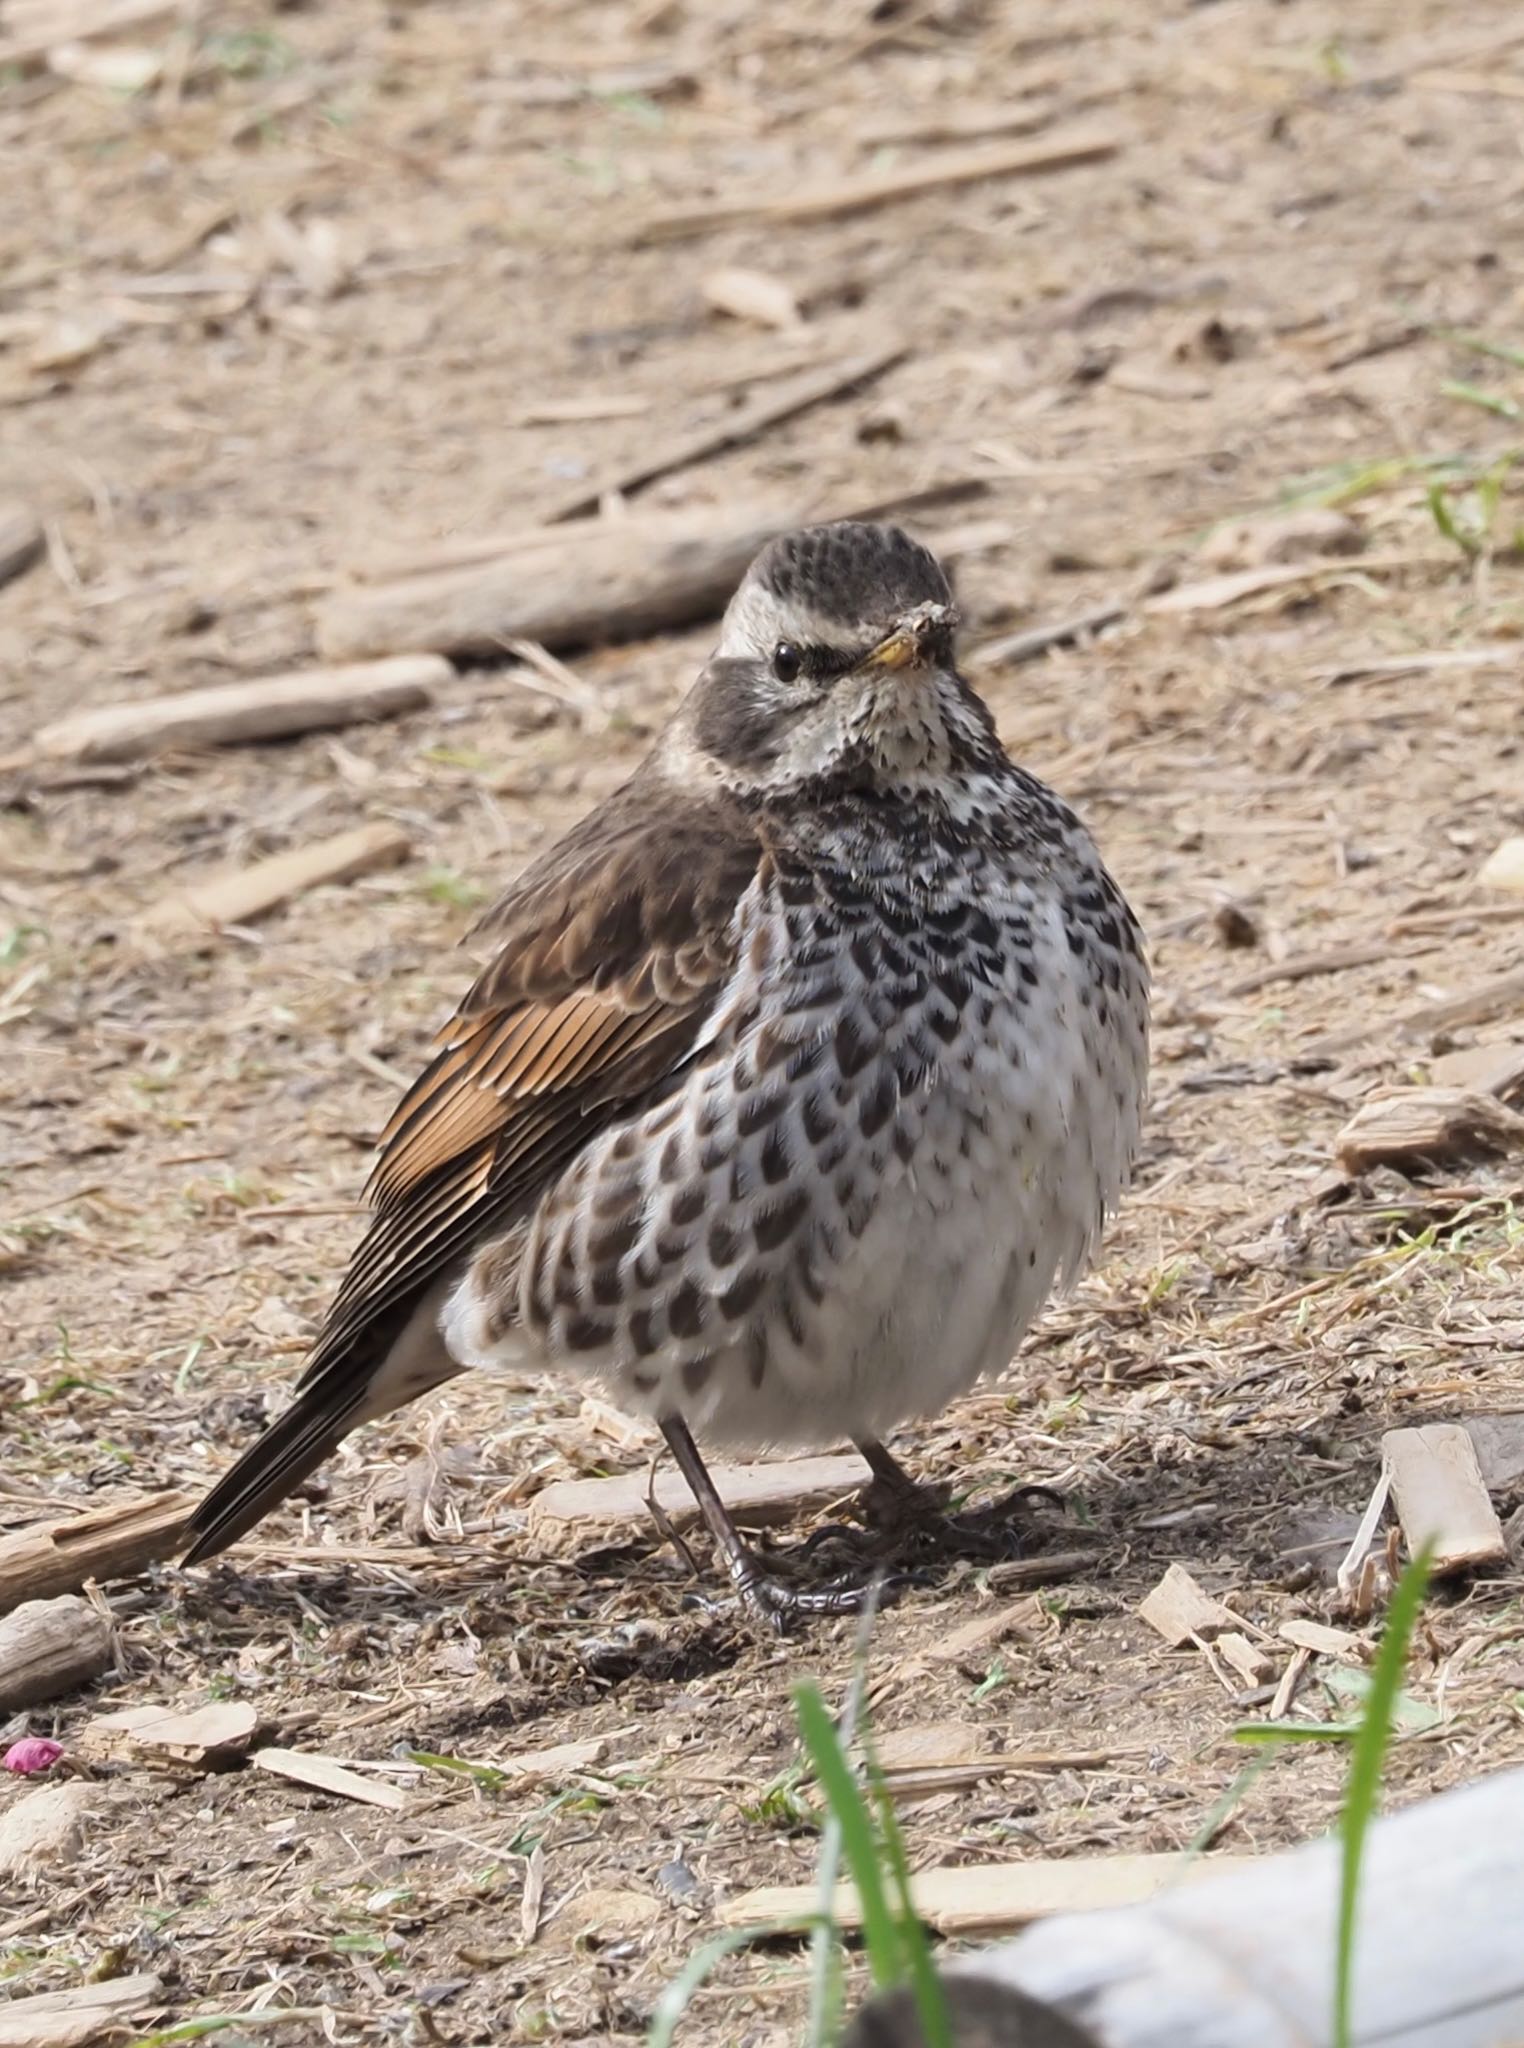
180,1381,368,1564
181,1280,460,1565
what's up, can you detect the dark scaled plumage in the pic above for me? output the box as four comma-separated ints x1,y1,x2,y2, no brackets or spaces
752,521,952,632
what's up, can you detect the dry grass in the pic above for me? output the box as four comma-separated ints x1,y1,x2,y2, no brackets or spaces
3,0,1524,2042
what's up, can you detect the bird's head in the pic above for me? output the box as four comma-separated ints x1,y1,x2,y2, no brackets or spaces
672,522,1001,799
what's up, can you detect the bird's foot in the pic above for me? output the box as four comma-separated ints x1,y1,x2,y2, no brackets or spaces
851,1449,1066,1566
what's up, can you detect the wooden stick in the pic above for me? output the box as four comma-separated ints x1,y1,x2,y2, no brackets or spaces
525,1453,868,1559
970,603,1128,669
724,1849,1249,1936
1303,964,1524,1060
0,500,43,591
537,341,907,523
0,0,175,70
1227,941,1404,999
842,1765,1524,2048
317,507,808,663
0,1973,165,2048
0,1595,112,1710
31,655,448,765
1383,1424,1508,1577
638,130,1124,242
0,1491,192,1615
252,1747,409,1810
137,822,411,940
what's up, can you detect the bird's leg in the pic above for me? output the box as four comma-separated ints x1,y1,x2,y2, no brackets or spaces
659,1416,877,1629
853,1436,1064,1561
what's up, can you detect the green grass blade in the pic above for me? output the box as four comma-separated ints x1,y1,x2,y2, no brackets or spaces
1333,1545,1434,2048
647,1917,824,2048
1435,326,1524,370
793,1681,905,1991
806,1578,885,2048
868,1764,952,2048
1440,378,1522,422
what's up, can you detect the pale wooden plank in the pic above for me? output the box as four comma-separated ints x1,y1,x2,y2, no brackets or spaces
32,655,447,764
0,1491,192,1614
525,1453,868,1557
724,1851,1250,1935
1383,1423,1508,1576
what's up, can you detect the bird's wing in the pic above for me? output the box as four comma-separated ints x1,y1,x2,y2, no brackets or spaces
295,772,766,1393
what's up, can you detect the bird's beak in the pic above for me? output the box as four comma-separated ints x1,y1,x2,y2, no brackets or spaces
861,599,958,673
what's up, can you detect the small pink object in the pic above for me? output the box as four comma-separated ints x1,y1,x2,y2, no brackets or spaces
3,1737,63,1775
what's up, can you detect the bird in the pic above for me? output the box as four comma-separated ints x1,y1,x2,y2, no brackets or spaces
181,520,1149,1624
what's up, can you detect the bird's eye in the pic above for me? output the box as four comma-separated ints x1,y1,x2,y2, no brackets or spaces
771,640,801,684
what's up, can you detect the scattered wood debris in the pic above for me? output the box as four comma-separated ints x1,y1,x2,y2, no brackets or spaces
701,266,804,332
0,1492,191,1615
0,500,44,590
0,1971,162,2048
1478,837,1524,896
1334,1087,1524,1176
1138,1563,1236,1646
639,130,1124,241
252,1747,410,1810
723,1850,1253,1936
1384,1424,1508,1578
0,1596,112,1711
0,0,174,72
524,1454,866,1559
80,1700,260,1770
30,656,447,766
136,821,412,942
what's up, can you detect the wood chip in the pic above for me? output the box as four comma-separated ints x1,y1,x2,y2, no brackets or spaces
639,129,1124,241
484,1736,608,1788
31,656,447,765
1334,1087,1524,1175
0,0,174,71
1430,1041,1524,1105
1214,1631,1277,1686
702,266,803,331
0,500,44,591
1478,837,1524,896
0,1491,192,1616
1138,1563,1237,1646
0,1595,112,1710
1383,1424,1508,1578
252,1747,410,1810
524,1454,867,1558
136,822,412,941
1279,1618,1365,1660
722,1851,1253,1935
80,1699,260,1768
0,1973,162,2048
520,1840,546,1944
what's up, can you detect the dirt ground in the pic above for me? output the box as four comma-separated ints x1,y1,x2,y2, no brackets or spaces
4,0,1524,2042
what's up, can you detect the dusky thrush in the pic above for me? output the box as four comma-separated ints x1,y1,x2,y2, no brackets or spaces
183,522,1149,1623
